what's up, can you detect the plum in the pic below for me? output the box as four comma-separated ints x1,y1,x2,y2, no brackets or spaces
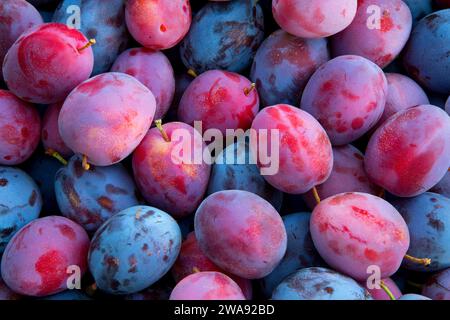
180,0,264,73
89,206,181,294
132,122,211,218
250,29,330,107
55,155,139,233
0,166,42,253
0,90,40,165
3,23,94,104
1,216,90,296
59,72,156,166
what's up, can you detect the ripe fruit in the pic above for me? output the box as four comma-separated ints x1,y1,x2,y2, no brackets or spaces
59,72,156,166
3,23,94,104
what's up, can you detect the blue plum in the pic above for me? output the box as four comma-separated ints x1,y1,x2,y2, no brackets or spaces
55,155,139,233
53,0,130,75
88,206,181,294
23,153,63,214
250,29,329,107
260,213,324,298
42,290,91,300
399,293,431,300
0,166,41,253
207,140,283,211
180,0,264,74
272,267,372,300
403,10,450,94
392,192,450,272
403,0,433,25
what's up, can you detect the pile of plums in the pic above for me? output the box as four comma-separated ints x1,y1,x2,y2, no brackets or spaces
0,0,450,301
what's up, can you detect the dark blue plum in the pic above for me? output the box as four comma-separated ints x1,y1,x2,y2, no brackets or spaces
403,10,450,94
0,166,41,253
180,0,264,73
207,140,283,211
23,153,63,214
55,155,139,233
53,0,130,75
422,268,450,299
260,212,324,297
42,290,91,300
250,29,329,107
272,267,372,300
403,0,433,25
393,192,450,272
88,206,182,294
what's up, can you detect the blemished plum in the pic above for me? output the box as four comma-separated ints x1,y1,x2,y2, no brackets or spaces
88,206,181,294
178,70,259,134
300,55,387,146
207,139,283,211
53,0,130,75
171,232,253,299
195,190,287,279
59,72,156,166
392,192,450,272
310,192,410,281
23,153,63,214
422,268,450,300
362,277,402,300
0,166,42,253
3,23,94,104
251,104,333,194
111,48,175,120
260,213,324,298
1,216,90,296
250,29,330,107
132,122,211,218
399,293,431,300
403,0,433,25
125,0,191,50
41,103,73,158
272,267,372,300
0,276,21,300
0,0,43,81
302,145,378,209
170,272,245,300
180,0,264,74
403,10,450,94
431,172,450,198
0,90,41,165
331,0,412,68
365,105,450,197
374,73,429,127
272,0,357,39
55,155,139,233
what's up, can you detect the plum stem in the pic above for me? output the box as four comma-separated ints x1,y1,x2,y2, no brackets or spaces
85,283,97,296
192,267,200,273
404,254,431,266
379,280,396,300
378,188,385,198
82,154,90,170
45,148,68,166
78,39,96,52
312,186,321,205
155,119,170,142
187,69,198,78
244,83,256,96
